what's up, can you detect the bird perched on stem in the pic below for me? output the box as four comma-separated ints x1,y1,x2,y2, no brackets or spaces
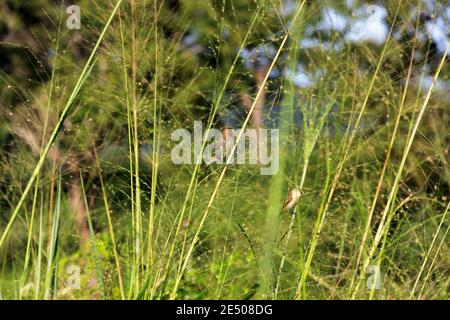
283,188,302,211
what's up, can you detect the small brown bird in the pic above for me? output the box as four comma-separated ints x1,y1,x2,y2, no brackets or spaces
283,188,302,211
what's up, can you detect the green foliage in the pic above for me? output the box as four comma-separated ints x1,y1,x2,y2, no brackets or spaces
0,0,449,300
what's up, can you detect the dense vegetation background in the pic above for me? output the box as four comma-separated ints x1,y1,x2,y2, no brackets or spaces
0,0,449,299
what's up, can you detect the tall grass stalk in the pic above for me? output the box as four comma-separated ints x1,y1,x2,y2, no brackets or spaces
273,8,305,299
146,0,161,284
118,7,137,298
19,6,65,298
158,0,269,299
43,172,61,299
129,1,144,292
0,0,124,250
351,45,448,298
294,2,402,299
80,173,105,299
33,191,44,299
170,0,307,299
349,13,420,295
94,147,125,299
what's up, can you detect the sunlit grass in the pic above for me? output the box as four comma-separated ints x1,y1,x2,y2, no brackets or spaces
0,0,448,300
